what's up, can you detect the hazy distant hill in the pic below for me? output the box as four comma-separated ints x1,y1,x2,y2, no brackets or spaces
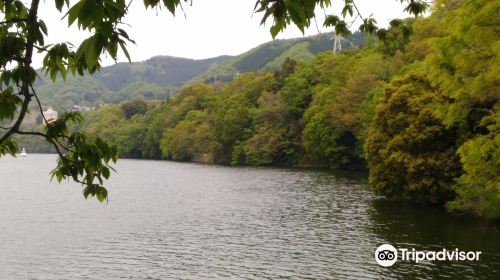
34,55,232,108
92,55,233,91
35,32,366,108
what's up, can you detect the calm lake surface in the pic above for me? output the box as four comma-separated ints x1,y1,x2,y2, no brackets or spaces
0,154,499,279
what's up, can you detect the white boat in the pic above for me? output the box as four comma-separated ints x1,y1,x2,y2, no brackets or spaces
20,148,27,157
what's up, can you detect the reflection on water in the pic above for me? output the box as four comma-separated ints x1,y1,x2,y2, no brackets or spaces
0,154,498,279
369,200,500,279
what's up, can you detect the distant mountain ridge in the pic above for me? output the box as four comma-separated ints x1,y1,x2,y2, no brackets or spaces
34,55,233,108
93,55,233,91
190,32,367,83
35,32,366,108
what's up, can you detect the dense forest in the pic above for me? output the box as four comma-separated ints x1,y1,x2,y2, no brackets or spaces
20,0,498,219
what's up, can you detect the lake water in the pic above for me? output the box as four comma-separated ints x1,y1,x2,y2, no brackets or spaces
0,154,499,279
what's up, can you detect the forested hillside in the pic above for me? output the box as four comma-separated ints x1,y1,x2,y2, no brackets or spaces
33,55,231,109
34,32,365,109
22,0,498,219
191,32,366,83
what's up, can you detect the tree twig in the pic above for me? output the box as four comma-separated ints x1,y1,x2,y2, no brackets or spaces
0,0,41,146
16,130,47,137
0,18,28,25
350,0,365,22
30,85,49,124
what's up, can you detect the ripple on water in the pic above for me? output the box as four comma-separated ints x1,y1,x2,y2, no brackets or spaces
0,155,499,279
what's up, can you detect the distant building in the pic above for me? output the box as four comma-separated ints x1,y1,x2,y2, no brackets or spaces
63,104,92,112
43,107,58,124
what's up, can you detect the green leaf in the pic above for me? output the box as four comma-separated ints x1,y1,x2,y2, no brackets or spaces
66,0,84,26
39,20,48,35
83,36,98,68
404,1,429,16
57,59,67,81
144,0,160,8
359,17,378,34
287,0,306,32
117,28,135,44
0,87,22,121
95,186,108,202
83,185,93,199
0,138,18,157
55,0,65,11
118,40,131,62
162,0,180,15
270,20,285,39
102,167,110,179
108,39,118,60
341,4,353,17
334,21,351,37
323,15,340,27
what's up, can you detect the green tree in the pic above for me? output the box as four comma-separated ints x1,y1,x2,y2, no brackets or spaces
160,110,218,162
140,105,170,159
448,108,500,219
426,0,500,218
213,73,274,161
365,69,461,204
215,93,253,160
121,99,148,119
240,90,299,165
281,62,315,116
273,57,298,88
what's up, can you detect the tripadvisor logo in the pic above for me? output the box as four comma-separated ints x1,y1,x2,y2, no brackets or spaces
374,244,482,267
375,244,398,267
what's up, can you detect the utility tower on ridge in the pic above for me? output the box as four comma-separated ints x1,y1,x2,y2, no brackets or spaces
333,34,343,54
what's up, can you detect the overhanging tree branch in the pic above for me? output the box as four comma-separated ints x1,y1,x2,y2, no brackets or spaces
16,130,47,137
0,0,40,145
0,18,27,25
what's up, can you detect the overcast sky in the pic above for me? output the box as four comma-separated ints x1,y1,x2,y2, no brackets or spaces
33,0,411,68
